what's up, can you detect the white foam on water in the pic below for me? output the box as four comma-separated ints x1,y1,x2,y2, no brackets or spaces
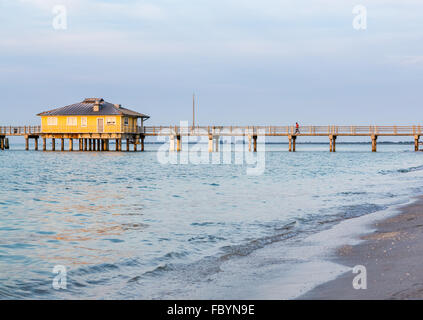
175,197,414,300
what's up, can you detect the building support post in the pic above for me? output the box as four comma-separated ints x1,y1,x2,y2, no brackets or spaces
69,139,73,151
34,138,38,151
415,135,420,152
4,138,9,150
141,135,145,152
25,136,29,151
176,135,181,152
0,138,4,150
61,138,64,151
253,135,257,152
133,138,137,152
52,138,56,151
42,138,46,151
371,135,377,152
126,139,130,152
115,139,119,151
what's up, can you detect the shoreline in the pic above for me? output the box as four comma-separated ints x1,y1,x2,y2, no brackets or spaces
300,195,423,299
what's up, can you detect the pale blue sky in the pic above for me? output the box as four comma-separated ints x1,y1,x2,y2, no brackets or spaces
1,0,422,126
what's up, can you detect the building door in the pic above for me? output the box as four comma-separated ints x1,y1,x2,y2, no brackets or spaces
97,118,104,133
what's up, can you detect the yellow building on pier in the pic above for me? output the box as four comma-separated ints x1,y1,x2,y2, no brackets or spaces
34,98,150,152
37,98,149,134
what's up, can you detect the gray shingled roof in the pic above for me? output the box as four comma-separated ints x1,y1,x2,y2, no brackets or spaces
37,98,150,118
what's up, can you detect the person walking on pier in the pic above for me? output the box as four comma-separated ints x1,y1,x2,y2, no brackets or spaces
295,122,300,134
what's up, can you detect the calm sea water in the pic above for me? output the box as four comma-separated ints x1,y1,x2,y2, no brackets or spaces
1,142,423,299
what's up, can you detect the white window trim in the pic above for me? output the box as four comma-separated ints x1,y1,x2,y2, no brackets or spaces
81,117,88,127
67,117,77,126
47,117,57,126
106,117,116,125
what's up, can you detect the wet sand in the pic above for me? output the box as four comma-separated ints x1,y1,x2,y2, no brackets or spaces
301,196,423,299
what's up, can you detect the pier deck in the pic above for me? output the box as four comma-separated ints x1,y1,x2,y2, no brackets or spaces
0,125,422,152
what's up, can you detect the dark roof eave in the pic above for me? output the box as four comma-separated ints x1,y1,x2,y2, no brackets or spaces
37,112,150,118
36,100,150,118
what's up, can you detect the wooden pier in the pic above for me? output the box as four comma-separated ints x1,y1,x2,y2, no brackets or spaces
0,125,422,152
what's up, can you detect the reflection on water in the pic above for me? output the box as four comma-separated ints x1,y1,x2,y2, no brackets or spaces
0,144,423,298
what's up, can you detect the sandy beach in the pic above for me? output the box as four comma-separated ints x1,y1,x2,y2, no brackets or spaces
301,196,423,299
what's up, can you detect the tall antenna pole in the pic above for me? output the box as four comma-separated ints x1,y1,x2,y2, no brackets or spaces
193,93,195,127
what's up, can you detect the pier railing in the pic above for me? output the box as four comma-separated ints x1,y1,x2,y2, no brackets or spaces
0,126,41,135
1,125,422,136
141,125,423,136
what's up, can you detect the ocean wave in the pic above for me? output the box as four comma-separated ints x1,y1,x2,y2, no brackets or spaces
379,165,423,175
129,221,298,286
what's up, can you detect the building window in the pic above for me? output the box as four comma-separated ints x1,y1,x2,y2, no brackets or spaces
47,117,57,126
124,117,129,126
106,117,116,125
67,117,77,126
81,117,87,127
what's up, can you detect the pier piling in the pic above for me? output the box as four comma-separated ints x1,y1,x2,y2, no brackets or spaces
2,125,423,153
169,136,175,152
288,135,296,152
208,135,213,152
329,135,337,152
371,135,377,152
248,135,252,152
176,135,181,152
